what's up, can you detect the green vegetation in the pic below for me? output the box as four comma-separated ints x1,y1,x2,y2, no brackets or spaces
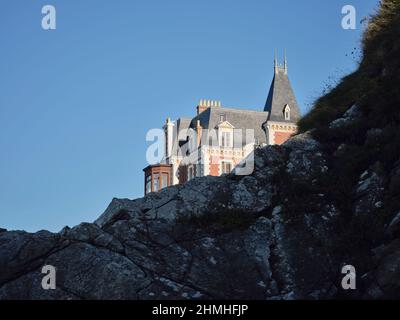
299,0,400,134
296,0,400,217
276,1,400,273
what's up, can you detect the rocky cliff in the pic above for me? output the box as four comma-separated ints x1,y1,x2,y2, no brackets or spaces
1,0,400,300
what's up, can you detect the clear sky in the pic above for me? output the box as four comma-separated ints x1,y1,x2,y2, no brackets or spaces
0,0,379,232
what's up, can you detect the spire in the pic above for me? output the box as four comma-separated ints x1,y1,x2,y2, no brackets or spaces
283,49,287,75
264,50,301,122
274,50,287,75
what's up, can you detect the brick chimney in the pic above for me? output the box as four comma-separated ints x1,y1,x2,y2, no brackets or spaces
196,99,221,115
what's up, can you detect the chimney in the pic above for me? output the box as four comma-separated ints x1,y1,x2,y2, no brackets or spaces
197,99,221,115
196,120,202,146
164,117,174,160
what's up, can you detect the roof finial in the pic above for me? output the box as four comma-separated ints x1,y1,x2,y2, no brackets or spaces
274,49,278,74
284,49,287,75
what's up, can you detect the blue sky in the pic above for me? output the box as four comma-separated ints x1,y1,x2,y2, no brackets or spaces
0,0,379,232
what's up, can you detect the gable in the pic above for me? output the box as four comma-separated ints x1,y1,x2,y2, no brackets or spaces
216,120,235,129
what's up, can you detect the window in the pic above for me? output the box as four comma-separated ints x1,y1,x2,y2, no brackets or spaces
146,175,152,194
208,130,218,147
153,174,160,192
284,104,291,120
221,132,231,147
221,161,232,174
219,114,226,122
161,173,169,189
188,166,194,181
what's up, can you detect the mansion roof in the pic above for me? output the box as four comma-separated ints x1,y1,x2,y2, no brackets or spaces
190,106,268,145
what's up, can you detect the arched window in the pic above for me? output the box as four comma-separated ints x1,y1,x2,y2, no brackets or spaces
284,104,291,120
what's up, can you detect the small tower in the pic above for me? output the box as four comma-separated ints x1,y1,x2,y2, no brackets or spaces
263,51,300,145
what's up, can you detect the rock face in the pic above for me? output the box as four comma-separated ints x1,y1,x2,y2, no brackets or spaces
1,130,399,300
2,0,400,299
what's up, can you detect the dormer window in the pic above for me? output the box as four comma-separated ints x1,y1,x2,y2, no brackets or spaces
220,114,226,122
284,104,290,121
221,131,232,147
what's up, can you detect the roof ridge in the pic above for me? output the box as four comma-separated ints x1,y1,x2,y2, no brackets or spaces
209,106,268,114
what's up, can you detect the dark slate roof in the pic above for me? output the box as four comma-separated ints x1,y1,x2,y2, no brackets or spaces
190,106,268,145
264,69,301,123
170,118,192,158
175,118,192,141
